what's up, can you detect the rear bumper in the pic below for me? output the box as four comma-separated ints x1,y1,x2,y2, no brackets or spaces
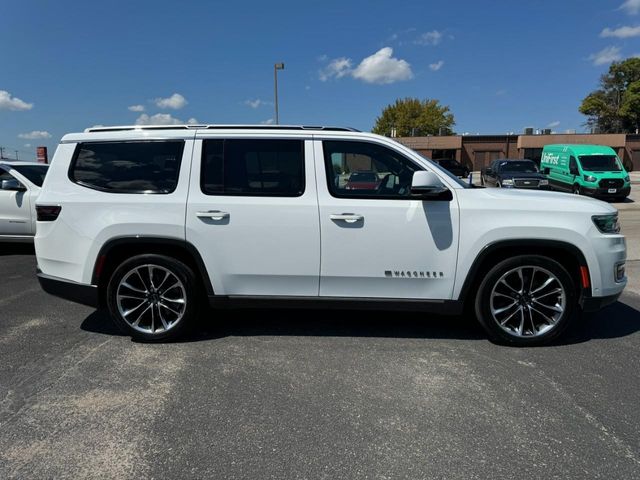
581,292,622,312
37,269,99,308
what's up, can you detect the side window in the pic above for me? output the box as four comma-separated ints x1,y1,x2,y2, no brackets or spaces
323,140,420,198
201,139,304,197
70,141,185,194
0,169,13,183
569,156,578,173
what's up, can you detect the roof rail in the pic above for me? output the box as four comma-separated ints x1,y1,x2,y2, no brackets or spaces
84,124,360,133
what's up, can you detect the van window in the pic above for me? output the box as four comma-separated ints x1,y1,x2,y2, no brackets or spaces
70,141,184,194
201,139,304,197
578,155,622,172
569,156,579,174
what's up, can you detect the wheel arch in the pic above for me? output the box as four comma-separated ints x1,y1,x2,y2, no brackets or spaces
92,237,213,304
458,239,591,308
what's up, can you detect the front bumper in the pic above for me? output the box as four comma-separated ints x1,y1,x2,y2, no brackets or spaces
582,185,631,198
37,269,99,308
581,292,622,312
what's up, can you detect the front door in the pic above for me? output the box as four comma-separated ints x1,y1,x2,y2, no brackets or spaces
0,169,31,235
186,136,320,296
315,139,459,300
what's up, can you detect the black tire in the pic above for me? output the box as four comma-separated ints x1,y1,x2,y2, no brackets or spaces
573,184,581,195
480,174,485,186
496,181,502,188
106,254,199,342
474,255,578,346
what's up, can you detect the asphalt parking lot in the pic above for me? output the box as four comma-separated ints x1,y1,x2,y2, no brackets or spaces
1,202,639,479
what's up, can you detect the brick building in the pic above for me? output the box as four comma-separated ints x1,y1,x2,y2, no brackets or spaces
397,133,640,171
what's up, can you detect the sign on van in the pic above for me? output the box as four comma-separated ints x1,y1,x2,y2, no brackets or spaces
542,152,560,165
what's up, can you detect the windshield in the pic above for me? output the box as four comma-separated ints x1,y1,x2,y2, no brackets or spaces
499,161,538,173
416,152,470,188
578,155,622,172
12,165,48,187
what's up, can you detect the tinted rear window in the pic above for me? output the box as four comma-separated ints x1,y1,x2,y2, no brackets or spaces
70,141,184,193
12,165,48,187
201,139,304,196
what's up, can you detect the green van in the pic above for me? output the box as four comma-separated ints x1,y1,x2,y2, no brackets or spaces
540,144,631,200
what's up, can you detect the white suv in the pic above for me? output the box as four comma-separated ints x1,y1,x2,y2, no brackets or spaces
35,125,627,345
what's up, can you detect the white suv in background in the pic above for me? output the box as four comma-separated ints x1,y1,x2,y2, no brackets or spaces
35,125,627,345
0,161,48,242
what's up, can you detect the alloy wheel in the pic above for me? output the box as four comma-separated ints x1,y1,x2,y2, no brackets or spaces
489,266,566,338
116,264,187,334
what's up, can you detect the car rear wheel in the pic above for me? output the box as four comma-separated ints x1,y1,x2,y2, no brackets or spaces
573,185,581,195
106,254,198,342
474,255,577,346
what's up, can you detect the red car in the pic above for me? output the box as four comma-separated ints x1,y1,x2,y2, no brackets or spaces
345,171,380,190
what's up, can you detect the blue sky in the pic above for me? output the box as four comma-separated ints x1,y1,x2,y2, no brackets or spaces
2,0,640,159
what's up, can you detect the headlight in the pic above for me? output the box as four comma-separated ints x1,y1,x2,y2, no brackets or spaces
583,175,597,182
592,214,620,234
539,179,549,186
502,179,514,186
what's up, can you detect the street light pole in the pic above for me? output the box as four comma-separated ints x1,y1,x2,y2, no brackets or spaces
274,62,284,124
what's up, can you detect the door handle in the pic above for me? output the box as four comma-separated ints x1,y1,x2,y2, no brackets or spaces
330,213,364,223
196,210,230,220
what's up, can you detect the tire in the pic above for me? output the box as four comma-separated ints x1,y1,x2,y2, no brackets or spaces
106,254,199,342
573,184,581,195
474,255,577,346
496,181,502,188
480,175,485,186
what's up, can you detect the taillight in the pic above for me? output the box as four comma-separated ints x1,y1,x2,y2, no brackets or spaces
36,205,62,221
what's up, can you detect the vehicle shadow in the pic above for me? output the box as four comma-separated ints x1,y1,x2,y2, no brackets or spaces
0,243,35,256
80,299,640,345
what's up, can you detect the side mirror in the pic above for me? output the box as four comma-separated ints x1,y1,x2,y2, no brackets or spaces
542,167,550,175
1,179,26,192
411,171,452,200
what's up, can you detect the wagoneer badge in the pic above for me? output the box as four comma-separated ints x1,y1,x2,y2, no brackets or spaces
385,270,444,278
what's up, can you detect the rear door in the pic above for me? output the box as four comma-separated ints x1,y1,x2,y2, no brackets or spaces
0,168,31,235
186,133,320,296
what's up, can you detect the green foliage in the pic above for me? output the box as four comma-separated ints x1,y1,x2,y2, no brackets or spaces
579,58,640,133
372,98,455,137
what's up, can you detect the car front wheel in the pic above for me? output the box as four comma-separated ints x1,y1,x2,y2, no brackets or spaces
106,254,199,342
474,255,577,346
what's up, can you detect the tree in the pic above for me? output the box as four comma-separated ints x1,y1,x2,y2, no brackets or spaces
579,57,640,133
372,98,455,137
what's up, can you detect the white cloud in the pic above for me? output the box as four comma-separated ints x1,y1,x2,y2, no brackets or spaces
187,118,199,125
319,57,353,81
352,47,413,84
0,90,33,111
261,118,275,125
319,48,413,85
601,25,640,38
153,93,187,110
547,121,560,128
18,130,51,139
244,98,272,108
128,104,145,112
24,143,31,148
620,0,640,14
135,113,198,125
415,30,443,46
429,60,444,71
589,46,622,65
